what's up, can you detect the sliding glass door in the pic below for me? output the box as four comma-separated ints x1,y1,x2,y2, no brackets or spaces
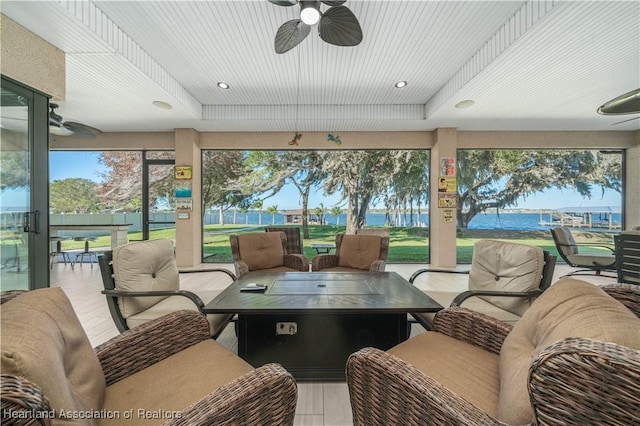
0,77,50,290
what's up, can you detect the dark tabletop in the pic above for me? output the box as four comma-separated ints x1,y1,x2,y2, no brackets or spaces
204,271,443,314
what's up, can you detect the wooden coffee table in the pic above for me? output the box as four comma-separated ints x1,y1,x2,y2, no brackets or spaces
204,271,443,380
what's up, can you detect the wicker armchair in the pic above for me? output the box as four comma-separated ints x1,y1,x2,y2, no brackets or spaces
230,232,310,277
265,227,304,254
1,288,297,426
312,233,389,272
347,280,640,426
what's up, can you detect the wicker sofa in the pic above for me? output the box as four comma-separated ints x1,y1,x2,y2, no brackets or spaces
1,288,297,426
347,279,640,425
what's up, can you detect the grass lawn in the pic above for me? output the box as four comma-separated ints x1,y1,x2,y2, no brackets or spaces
62,225,616,264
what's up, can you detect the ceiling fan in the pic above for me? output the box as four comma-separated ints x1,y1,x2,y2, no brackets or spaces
597,88,640,126
268,0,363,54
49,103,102,138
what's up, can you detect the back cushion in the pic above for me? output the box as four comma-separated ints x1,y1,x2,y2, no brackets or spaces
1,288,106,423
554,227,578,255
237,233,284,270
113,239,179,318
338,234,382,270
498,278,640,425
468,240,544,315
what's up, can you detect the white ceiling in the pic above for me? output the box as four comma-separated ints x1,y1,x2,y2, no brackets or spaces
3,0,640,133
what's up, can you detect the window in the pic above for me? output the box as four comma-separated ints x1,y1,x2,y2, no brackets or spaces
201,149,431,263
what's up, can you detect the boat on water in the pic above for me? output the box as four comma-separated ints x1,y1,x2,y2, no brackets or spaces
538,206,621,230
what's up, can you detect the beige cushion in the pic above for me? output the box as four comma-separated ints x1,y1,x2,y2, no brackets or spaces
468,240,544,316
1,288,106,423
389,332,500,418
565,253,615,266
337,234,382,270
113,239,179,318
237,233,284,271
101,340,253,425
125,290,230,336
498,278,640,425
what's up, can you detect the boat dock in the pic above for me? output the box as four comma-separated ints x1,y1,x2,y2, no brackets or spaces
538,206,621,230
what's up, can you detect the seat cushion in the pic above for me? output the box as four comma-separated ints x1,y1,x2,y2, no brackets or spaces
237,233,284,271
389,331,500,418
337,235,382,271
101,340,253,425
125,290,231,336
113,239,180,318
566,253,615,267
498,278,640,425
1,288,106,423
468,240,544,316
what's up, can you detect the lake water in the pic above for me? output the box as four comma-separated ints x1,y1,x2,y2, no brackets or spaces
209,211,622,231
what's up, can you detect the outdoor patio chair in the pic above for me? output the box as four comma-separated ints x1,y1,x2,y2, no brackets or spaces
551,226,616,277
346,279,640,426
98,238,237,338
1,288,298,426
230,232,310,277
615,231,640,285
265,226,304,254
409,240,556,328
312,233,389,272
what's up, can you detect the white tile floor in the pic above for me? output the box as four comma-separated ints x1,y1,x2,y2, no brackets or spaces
50,261,617,426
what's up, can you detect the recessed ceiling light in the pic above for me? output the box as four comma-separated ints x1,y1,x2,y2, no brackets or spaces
217,82,230,90
395,81,407,88
455,100,475,109
152,100,173,110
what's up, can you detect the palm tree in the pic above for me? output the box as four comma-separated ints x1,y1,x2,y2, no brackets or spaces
330,206,342,226
253,199,264,225
315,203,326,225
266,205,279,225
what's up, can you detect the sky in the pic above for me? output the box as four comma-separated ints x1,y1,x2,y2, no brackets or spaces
2,151,622,210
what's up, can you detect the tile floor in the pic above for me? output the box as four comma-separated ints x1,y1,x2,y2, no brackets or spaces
50,261,617,426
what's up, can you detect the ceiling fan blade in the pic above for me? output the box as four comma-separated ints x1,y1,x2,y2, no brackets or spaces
611,116,640,126
597,88,640,115
275,19,311,54
321,1,346,6
63,121,102,138
319,5,362,47
268,0,298,6
49,122,74,136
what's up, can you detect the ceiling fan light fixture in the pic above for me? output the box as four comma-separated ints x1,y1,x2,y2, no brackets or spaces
300,1,321,25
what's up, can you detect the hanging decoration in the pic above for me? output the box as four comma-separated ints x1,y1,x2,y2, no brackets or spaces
327,134,342,145
289,132,302,146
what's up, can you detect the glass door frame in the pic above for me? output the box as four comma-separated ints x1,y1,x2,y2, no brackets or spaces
1,76,50,290
142,151,175,240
